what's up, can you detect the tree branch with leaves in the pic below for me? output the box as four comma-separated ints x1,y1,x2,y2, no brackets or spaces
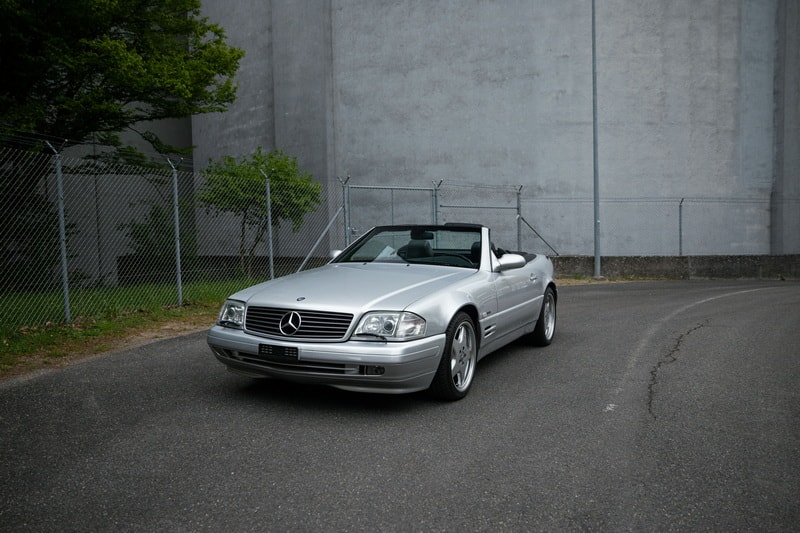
0,0,244,153
198,148,322,278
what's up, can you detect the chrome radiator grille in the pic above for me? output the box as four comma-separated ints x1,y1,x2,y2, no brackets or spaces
245,307,354,339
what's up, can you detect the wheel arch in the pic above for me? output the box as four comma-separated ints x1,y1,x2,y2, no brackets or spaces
547,281,558,302
456,304,481,348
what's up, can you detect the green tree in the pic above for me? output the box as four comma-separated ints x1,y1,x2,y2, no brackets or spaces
0,0,244,152
198,149,322,278
119,197,199,284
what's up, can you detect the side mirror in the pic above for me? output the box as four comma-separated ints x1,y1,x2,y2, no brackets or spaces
494,253,526,272
330,250,342,260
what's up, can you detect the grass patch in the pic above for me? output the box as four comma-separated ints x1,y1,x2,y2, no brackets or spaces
0,278,255,381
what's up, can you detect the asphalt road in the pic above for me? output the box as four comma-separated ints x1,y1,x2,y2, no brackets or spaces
1,280,798,531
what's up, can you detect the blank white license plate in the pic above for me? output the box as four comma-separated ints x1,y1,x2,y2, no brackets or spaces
258,344,299,360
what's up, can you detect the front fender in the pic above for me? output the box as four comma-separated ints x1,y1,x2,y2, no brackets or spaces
404,272,498,335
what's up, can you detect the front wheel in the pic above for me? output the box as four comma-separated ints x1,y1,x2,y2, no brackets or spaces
430,312,477,401
528,286,556,346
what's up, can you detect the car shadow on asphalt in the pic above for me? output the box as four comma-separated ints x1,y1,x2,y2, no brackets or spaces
228,376,440,413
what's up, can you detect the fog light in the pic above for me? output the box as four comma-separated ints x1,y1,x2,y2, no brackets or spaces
364,365,385,375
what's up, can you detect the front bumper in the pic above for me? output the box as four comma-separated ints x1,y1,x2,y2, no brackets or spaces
207,325,446,394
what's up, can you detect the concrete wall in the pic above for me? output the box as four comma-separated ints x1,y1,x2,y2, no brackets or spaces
192,0,334,187
192,0,274,164
329,0,595,249
192,0,799,256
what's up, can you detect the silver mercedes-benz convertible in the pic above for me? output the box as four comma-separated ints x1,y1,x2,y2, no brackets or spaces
207,223,557,400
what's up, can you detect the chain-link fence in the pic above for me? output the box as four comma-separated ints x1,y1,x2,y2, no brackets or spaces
522,196,779,257
1,144,798,330
0,146,345,331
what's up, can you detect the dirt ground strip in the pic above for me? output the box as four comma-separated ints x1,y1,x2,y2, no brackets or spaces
1,321,210,384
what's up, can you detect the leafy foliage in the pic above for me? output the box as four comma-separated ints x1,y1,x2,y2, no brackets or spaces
198,149,322,277
120,202,199,281
0,0,244,151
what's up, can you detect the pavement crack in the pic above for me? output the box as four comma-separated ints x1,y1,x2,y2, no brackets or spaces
647,320,707,420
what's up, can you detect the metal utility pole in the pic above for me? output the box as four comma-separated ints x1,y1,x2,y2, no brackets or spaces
592,0,602,278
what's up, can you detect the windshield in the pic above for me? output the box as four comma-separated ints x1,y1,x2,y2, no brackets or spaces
335,226,481,269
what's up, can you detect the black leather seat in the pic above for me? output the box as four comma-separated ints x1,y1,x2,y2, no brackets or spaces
406,239,433,259
470,241,481,264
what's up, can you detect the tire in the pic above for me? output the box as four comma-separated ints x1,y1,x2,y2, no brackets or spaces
430,312,477,401
529,286,556,346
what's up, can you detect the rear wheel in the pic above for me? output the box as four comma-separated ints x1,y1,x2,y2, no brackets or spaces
528,286,556,346
430,312,477,401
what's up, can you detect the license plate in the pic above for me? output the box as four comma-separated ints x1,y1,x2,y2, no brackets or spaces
258,344,298,360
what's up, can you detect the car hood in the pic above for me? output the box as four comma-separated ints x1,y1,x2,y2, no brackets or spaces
231,263,476,313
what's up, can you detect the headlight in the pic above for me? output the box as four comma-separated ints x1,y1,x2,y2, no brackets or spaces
217,300,245,328
354,312,426,339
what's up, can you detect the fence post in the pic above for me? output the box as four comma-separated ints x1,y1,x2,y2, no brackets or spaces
679,198,684,256
166,158,183,306
390,188,395,225
433,180,443,225
45,141,71,324
339,176,352,246
517,185,523,251
261,170,275,279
